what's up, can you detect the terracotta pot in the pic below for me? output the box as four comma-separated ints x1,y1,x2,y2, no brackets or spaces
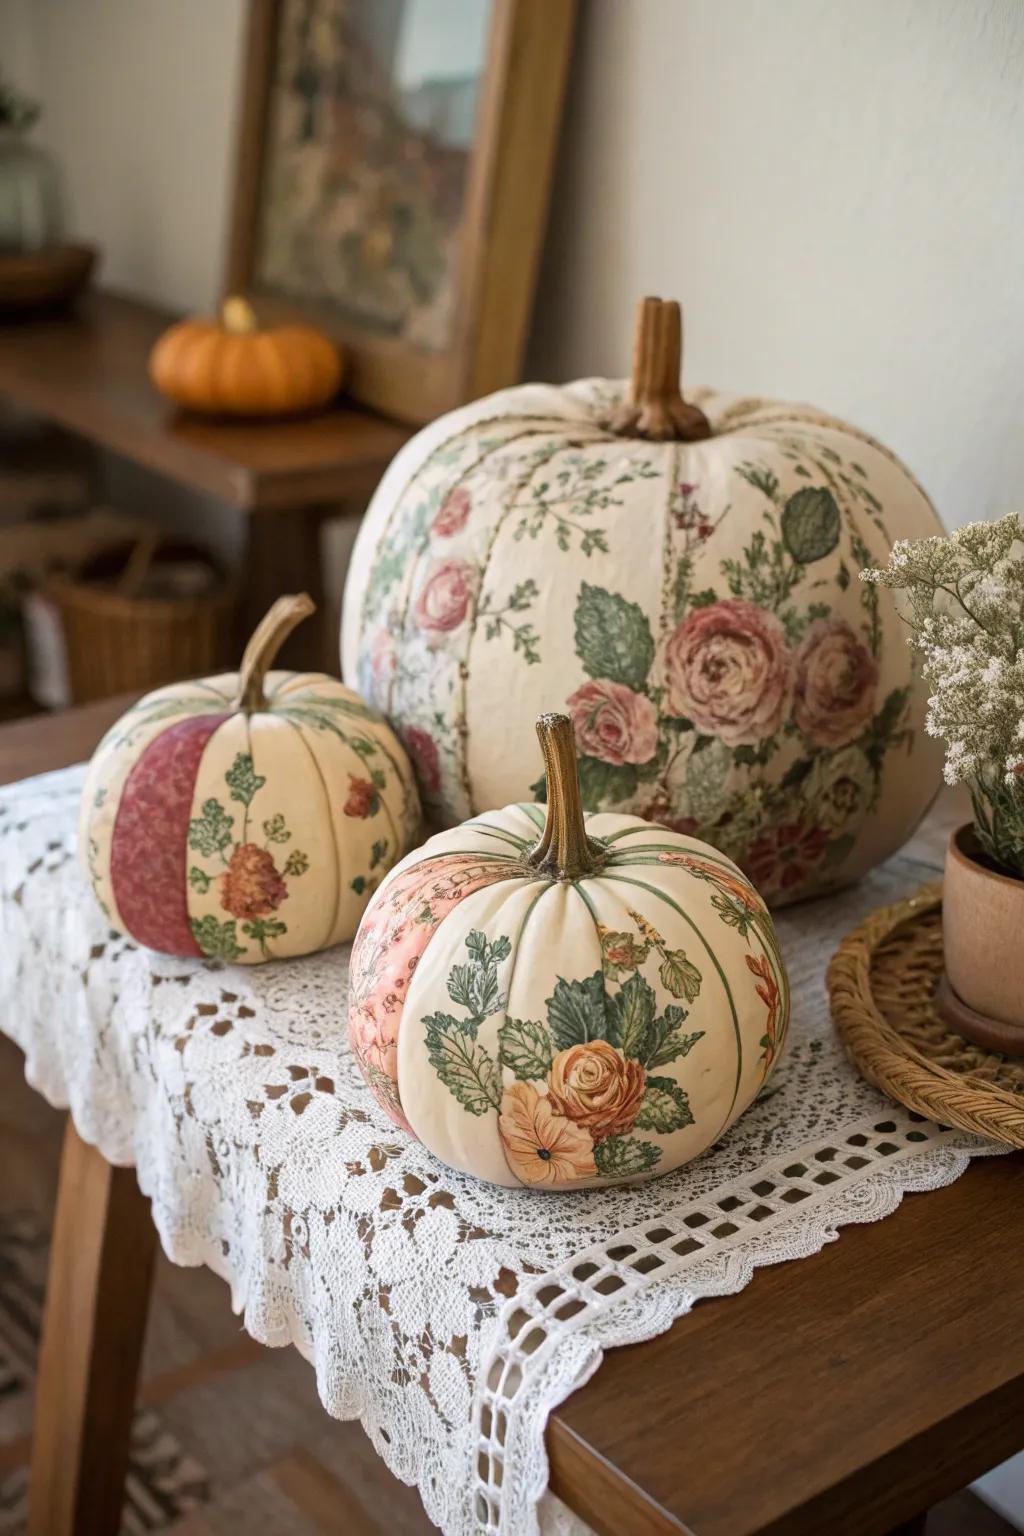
943,823,1024,1037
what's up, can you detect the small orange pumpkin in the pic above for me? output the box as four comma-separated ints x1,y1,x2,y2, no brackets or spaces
149,296,343,417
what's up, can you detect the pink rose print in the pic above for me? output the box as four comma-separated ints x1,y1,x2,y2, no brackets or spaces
402,726,442,797
367,628,396,689
793,618,878,749
432,487,471,538
414,559,476,636
566,679,658,766
661,599,792,746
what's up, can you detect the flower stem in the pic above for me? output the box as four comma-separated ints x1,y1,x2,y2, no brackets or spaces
527,714,607,881
232,593,316,712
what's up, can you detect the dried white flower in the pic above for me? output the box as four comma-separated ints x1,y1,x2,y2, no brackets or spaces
861,512,1024,875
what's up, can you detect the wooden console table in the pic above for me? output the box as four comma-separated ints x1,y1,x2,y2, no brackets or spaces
0,291,411,670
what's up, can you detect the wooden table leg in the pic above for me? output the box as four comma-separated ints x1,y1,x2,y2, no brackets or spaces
241,503,334,672
28,1117,157,1536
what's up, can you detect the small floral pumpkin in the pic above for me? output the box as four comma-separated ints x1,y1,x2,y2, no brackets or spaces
348,714,788,1189
343,295,945,904
80,594,419,963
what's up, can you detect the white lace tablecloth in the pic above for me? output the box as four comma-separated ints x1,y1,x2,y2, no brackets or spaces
0,766,1005,1536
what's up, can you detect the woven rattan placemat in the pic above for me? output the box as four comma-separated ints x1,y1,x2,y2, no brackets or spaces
828,882,1024,1148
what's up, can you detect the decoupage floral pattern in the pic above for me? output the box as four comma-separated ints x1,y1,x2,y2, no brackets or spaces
348,387,942,902
348,852,525,1132
420,917,706,1185
186,751,310,961
347,806,791,1189
81,677,421,963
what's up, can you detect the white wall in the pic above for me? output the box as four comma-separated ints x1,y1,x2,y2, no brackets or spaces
529,0,1024,533
14,0,1022,530
27,0,246,313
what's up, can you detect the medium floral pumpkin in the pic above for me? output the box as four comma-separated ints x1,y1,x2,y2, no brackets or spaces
149,296,343,417
343,295,944,904
80,594,419,963
348,714,788,1189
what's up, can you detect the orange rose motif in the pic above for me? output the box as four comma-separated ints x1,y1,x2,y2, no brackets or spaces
220,843,287,920
499,1082,597,1186
547,1040,647,1141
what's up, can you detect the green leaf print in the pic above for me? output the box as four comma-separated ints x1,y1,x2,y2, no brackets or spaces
593,1135,661,1178
423,1014,502,1115
634,1076,694,1134
242,917,288,957
188,799,234,860
610,971,656,1059
262,813,291,844
190,915,244,961
576,755,639,808
497,1017,553,1081
781,487,841,564
685,737,732,824
547,972,616,1050
574,582,655,691
658,949,702,1003
225,752,266,807
644,1008,704,1070
369,839,388,869
447,931,511,1029
188,865,212,894
283,849,309,877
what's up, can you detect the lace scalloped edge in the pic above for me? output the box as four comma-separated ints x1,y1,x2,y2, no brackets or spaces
517,1137,1004,1536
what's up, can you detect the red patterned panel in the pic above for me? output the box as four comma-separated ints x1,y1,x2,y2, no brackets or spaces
110,713,229,955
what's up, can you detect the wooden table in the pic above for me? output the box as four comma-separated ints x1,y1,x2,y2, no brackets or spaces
6,698,1024,1536
0,291,411,670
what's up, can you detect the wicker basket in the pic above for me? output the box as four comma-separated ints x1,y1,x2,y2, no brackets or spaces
46,537,235,704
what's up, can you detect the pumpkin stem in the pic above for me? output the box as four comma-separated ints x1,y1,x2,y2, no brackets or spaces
604,296,711,442
232,593,316,711
527,714,607,881
221,295,258,334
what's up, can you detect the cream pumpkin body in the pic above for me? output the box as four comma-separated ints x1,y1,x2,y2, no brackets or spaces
343,299,944,904
80,596,418,963
349,715,788,1189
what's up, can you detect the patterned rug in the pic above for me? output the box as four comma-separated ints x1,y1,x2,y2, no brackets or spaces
0,1211,209,1535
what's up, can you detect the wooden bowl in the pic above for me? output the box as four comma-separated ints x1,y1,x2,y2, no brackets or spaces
0,243,97,315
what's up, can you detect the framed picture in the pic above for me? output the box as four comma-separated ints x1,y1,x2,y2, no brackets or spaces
226,0,577,425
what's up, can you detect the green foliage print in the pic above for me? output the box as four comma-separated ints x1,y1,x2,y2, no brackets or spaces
186,752,308,962
421,916,706,1185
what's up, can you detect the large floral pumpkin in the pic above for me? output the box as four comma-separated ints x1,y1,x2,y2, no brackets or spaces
348,713,789,1189
343,296,944,904
80,594,419,963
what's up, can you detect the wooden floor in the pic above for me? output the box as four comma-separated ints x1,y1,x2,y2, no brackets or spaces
0,890,1016,1536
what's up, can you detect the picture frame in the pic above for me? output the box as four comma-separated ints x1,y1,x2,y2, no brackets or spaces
225,0,577,426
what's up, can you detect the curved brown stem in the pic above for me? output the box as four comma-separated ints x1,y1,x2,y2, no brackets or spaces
232,592,315,711
527,714,607,881
604,296,712,442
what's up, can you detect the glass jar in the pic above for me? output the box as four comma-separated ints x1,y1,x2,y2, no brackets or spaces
0,126,64,254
